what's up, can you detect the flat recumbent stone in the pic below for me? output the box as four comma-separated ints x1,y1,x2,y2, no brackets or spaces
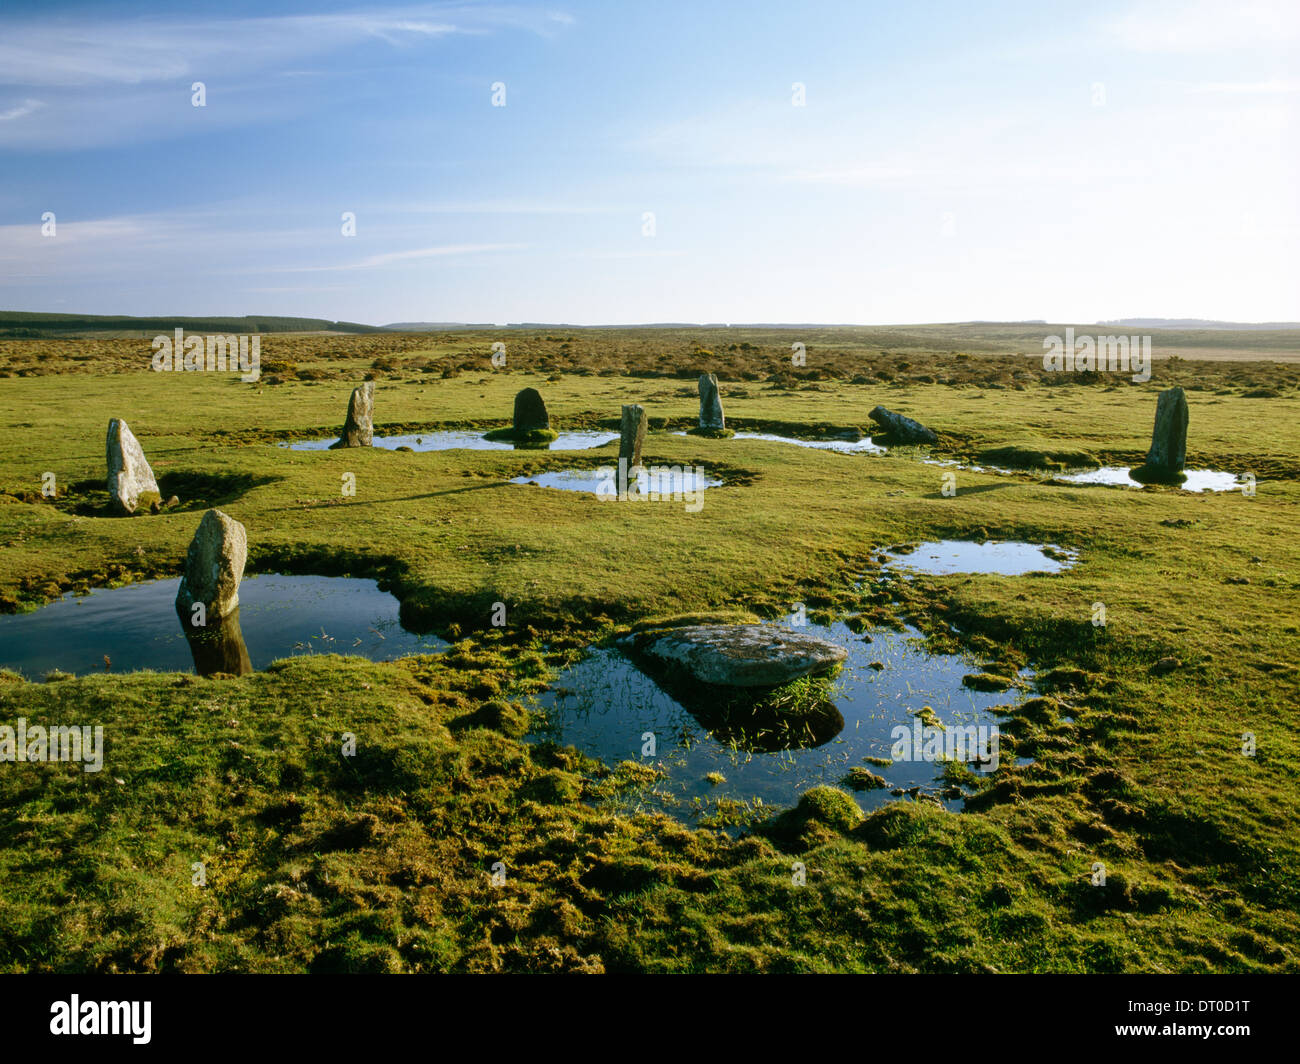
618,624,847,688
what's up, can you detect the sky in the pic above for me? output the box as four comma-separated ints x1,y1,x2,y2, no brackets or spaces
1,0,1297,325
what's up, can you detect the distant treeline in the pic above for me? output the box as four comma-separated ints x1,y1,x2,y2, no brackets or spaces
0,312,382,337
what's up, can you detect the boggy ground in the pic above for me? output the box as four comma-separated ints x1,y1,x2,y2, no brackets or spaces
0,330,1297,972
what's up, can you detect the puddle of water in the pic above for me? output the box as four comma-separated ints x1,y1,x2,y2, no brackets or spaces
1053,466,1241,492
282,430,618,452
0,575,446,679
534,621,1021,825
672,430,885,454
881,540,1077,575
510,468,723,496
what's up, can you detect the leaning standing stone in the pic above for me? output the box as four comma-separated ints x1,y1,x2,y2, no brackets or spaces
868,406,938,445
513,387,550,433
106,418,161,515
619,404,647,468
1140,386,1188,476
176,509,247,621
697,373,725,431
330,381,374,448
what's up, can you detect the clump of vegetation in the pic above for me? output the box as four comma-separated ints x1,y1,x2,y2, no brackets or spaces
794,786,864,831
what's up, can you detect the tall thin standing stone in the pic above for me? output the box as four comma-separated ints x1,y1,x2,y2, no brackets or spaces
698,373,725,431
619,404,647,468
330,381,374,448
1143,386,1188,474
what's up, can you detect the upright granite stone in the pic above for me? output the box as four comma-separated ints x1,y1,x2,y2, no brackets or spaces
513,388,550,432
329,381,374,448
697,373,725,431
868,406,938,445
1143,386,1188,474
176,509,247,622
619,404,647,468
106,418,161,515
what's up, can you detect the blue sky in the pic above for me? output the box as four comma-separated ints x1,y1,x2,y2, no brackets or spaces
2,0,1297,324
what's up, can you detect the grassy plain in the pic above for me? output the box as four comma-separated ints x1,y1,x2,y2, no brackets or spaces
0,327,1297,972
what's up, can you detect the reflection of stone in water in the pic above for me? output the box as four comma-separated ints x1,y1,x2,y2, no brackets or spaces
626,654,846,753
691,696,846,753
179,606,252,676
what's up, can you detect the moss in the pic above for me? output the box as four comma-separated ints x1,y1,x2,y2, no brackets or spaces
976,445,1099,469
685,426,735,438
482,427,559,446
794,786,864,831
962,672,1015,692
842,767,888,791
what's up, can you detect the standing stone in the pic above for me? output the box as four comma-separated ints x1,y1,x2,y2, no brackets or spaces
698,373,725,430
513,388,550,432
330,381,374,448
868,406,938,445
619,404,647,468
1143,386,1188,474
176,509,247,621
106,418,161,515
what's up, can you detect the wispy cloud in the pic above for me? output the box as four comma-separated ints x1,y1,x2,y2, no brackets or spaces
1187,79,1300,95
0,98,42,121
1105,0,1300,52
270,243,528,272
0,6,567,87
0,4,572,148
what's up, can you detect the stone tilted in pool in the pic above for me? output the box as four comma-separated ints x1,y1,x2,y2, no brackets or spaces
176,509,247,621
618,624,847,687
868,406,938,445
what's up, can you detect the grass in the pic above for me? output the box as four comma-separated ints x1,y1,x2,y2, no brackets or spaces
0,328,1298,972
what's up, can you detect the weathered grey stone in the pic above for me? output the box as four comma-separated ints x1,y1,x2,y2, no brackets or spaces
619,404,647,468
698,373,725,430
1143,386,1188,473
329,381,374,448
176,509,247,621
106,418,161,515
513,388,550,432
868,406,937,444
618,624,847,688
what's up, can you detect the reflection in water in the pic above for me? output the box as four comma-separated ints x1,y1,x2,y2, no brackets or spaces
534,621,1026,825
881,540,1077,576
1054,466,1240,493
0,574,447,678
179,605,253,676
625,654,846,753
282,430,618,452
510,467,723,497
